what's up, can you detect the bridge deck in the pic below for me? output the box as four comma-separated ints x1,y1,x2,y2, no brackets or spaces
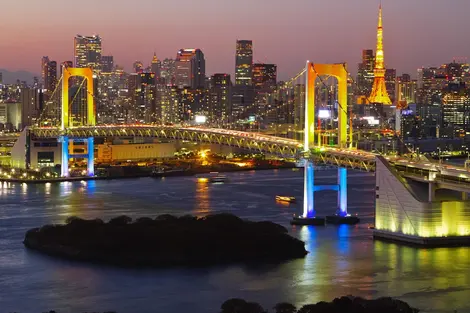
27,126,470,188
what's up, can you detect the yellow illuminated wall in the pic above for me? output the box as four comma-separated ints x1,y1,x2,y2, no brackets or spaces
305,62,350,149
375,157,470,238
61,67,95,130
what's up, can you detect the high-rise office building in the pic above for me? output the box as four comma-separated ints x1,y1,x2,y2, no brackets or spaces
395,74,416,107
127,73,157,123
235,40,253,86
441,82,470,138
101,56,114,73
160,58,175,84
356,49,375,96
41,56,50,86
209,74,232,125
20,87,40,129
252,64,277,91
151,53,161,79
74,35,102,70
41,57,57,93
385,68,396,103
174,49,205,89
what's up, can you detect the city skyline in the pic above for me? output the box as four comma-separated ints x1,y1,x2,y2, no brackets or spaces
1,0,470,79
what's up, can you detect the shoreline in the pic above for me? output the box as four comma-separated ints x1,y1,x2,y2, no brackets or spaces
0,164,299,184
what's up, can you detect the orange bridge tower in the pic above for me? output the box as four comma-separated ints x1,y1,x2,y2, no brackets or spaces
369,5,392,105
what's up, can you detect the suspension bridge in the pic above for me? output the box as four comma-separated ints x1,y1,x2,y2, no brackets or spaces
5,58,469,241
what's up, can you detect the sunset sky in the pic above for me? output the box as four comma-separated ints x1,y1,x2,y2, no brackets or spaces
1,0,469,79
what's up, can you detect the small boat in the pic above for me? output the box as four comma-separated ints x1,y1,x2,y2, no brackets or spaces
276,195,296,203
151,168,194,178
210,175,227,183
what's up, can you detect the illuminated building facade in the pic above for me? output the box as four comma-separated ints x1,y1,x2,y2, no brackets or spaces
180,88,208,122
74,35,102,70
128,73,157,123
160,58,175,84
395,74,416,107
235,40,253,86
441,82,470,138
253,63,277,91
356,49,375,96
385,68,396,103
369,6,392,105
151,53,161,79
20,87,40,129
231,85,255,119
175,49,205,89
101,56,114,73
41,57,57,93
209,74,232,126
374,156,470,245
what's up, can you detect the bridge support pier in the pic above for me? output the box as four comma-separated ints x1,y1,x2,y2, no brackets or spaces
303,161,315,218
337,167,348,217
292,162,359,226
87,137,95,177
60,136,69,177
60,136,95,178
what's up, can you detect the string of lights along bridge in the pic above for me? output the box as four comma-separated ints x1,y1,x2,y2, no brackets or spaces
8,5,470,242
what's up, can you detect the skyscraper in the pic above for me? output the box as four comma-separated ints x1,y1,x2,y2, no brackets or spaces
74,35,102,70
160,58,175,84
356,49,375,96
235,40,253,86
209,74,232,125
41,57,57,93
369,6,392,105
101,56,114,73
395,74,417,107
151,53,161,79
252,64,277,91
441,82,469,138
385,68,396,103
174,49,205,89
41,56,50,86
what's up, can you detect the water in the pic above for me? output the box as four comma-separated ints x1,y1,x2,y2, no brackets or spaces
0,169,469,313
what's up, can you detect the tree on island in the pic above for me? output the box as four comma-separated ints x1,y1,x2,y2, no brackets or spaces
273,303,297,313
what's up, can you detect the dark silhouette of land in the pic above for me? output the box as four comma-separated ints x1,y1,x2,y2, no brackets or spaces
7,296,420,312
220,297,420,313
23,214,307,267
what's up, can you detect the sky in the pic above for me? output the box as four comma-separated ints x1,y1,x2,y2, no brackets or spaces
1,0,470,80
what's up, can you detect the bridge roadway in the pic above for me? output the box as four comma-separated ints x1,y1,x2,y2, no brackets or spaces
30,125,304,158
28,125,470,190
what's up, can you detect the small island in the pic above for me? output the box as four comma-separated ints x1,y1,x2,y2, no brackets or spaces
220,296,420,313
23,214,307,267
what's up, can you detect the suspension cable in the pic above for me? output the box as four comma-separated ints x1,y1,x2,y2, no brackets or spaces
37,75,63,126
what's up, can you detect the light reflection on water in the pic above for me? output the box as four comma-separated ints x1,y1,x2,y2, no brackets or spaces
0,169,468,313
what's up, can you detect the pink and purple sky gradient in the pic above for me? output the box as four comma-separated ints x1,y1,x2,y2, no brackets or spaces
1,0,469,79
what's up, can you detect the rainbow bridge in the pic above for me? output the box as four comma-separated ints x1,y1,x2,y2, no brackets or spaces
12,61,470,243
